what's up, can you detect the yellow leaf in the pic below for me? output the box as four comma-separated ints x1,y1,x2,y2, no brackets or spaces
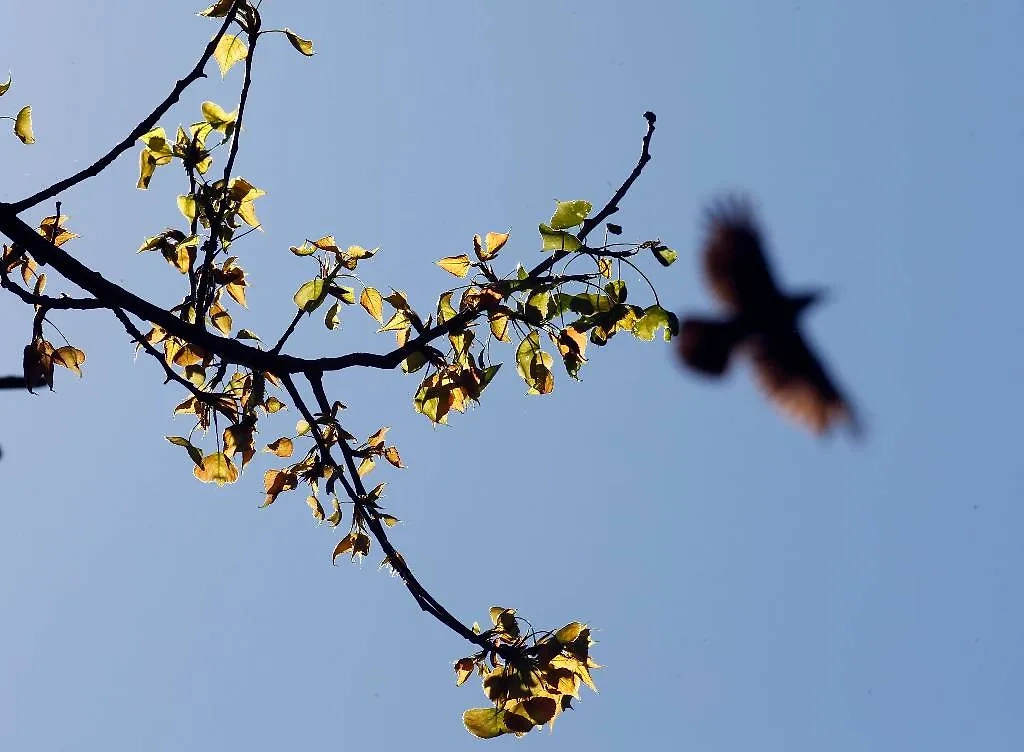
381,514,399,527
378,310,409,333
214,34,248,78
360,287,384,323
197,0,233,16
263,396,286,413
138,126,171,155
52,346,86,376
454,657,475,687
284,29,315,56
14,105,34,145
201,100,236,133
462,709,508,739
366,426,389,449
383,446,404,468
307,495,325,522
357,456,375,477
223,422,256,468
177,194,197,222
480,231,509,261
0,75,11,96
346,244,377,259
331,533,355,564
262,469,298,506
265,437,293,458
489,311,510,342
293,278,328,312
193,452,239,485
236,200,261,228
324,301,341,330
209,301,232,335
137,148,157,189
326,498,342,527
436,254,471,278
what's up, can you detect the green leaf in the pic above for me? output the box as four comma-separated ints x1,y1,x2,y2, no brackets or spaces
214,34,247,78
177,194,197,222
539,223,581,253
652,245,678,267
437,291,458,324
289,241,317,256
284,29,315,56
324,301,341,330
294,278,328,312
525,290,550,324
554,621,585,644
236,329,262,341
0,75,11,96
166,435,204,468
14,105,34,145
604,279,627,303
462,708,508,739
549,199,593,230
632,304,680,342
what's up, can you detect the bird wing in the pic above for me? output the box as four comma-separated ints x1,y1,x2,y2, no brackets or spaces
749,329,859,437
702,197,781,313
678,317,742,376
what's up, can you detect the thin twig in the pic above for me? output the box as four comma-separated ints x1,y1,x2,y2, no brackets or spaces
5,1,244,213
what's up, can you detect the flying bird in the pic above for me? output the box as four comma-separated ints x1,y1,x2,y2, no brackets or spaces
678,197,860,437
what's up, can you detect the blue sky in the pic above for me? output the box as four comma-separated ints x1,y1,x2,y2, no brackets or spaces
2,2,1022,750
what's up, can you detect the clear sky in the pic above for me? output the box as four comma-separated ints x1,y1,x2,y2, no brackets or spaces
2,2,1022,750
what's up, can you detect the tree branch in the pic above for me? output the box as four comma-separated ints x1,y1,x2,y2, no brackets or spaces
4,0,243,213
0,112,659,382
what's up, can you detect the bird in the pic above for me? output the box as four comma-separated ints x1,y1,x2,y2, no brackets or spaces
678,196,860,437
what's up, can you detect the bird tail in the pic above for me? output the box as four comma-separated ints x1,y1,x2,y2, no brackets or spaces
678,317,744,376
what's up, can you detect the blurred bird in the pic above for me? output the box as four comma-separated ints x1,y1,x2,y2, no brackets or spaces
678,197,860,437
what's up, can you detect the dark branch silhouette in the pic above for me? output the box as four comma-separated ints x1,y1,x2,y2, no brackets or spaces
678,197,860,437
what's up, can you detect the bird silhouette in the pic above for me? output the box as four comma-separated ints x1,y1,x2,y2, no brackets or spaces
678,197,860,437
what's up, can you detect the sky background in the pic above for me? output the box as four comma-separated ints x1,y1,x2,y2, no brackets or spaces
2,1,1022,750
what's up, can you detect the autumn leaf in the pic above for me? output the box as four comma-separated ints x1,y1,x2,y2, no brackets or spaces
284,29,315,56
481,231,509,260
360,287,384,323
325,301,341,330
307,495,326,522
437,254,472,278
214,34,247,78
52,346,86,376
194,452,239,485
265,437,293,458
383,446,404,468
14,105,34,144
